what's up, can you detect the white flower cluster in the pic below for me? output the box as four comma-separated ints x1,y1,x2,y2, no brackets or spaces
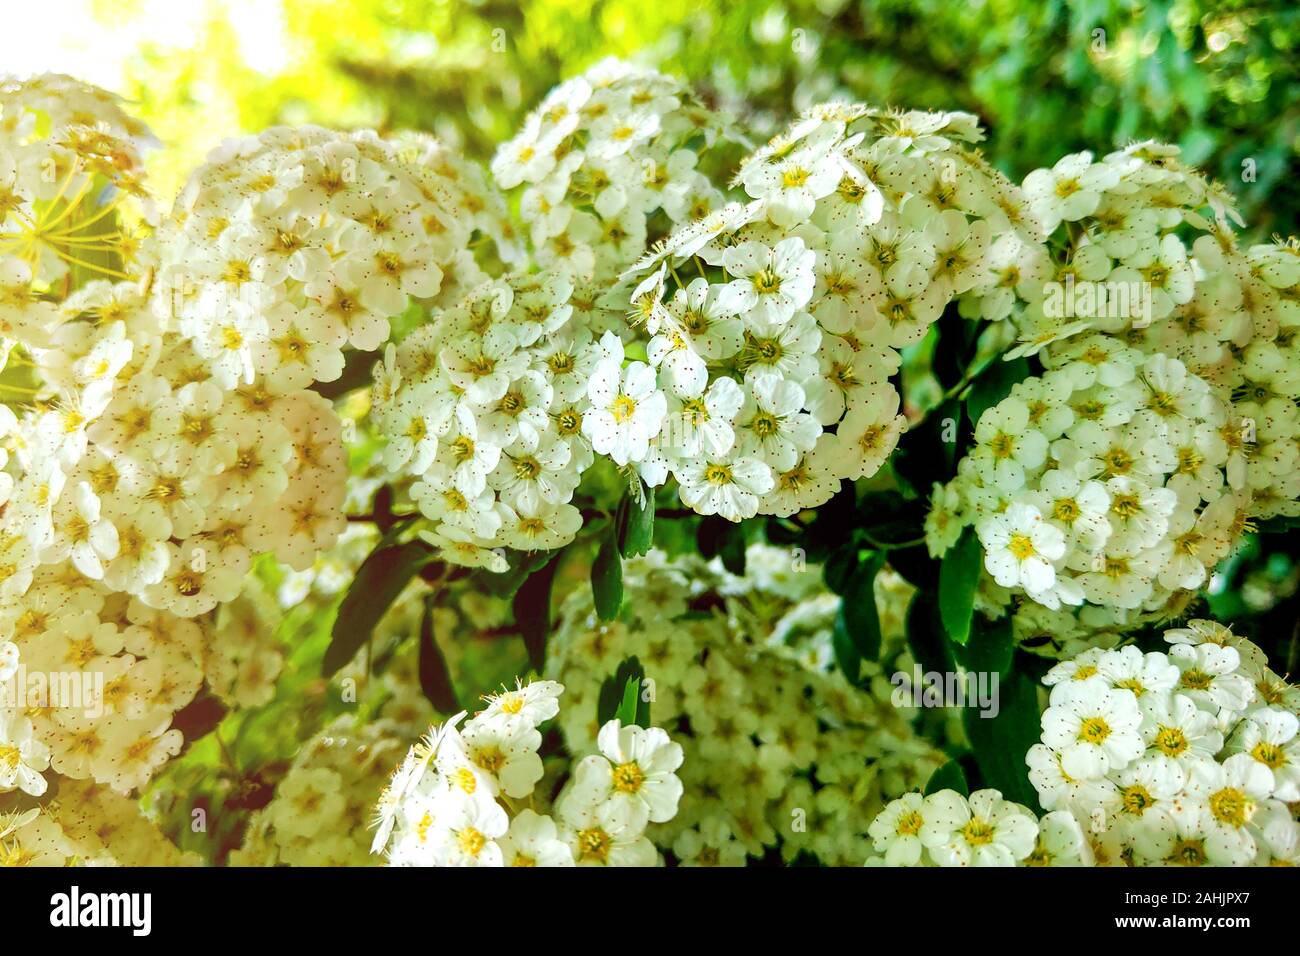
368,271,598,568
605,103,1042,523
492,58,736,288
380,80,1051,566
1012,143,1300,520
0,78,399,801
153,123,512,389
866,621,1300,866
0,778,199,866
928,346,1246,623
232,713,425,867
546,549,943,865
929,142,1299,637
1029,619,1299,866
372,679,685,866
866,787,1074,866
1013,145,1300,520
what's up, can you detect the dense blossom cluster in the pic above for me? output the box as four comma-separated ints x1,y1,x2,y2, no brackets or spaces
3,60,1296,873
492,59,737,288
374,77,1055,571
372,679,686,866
546,548,943,865
154,124,514,388
866,621,1300,865
605,103,1040,523
928,141,1300,641
0,779,198,866
928,346,1246,625
232,713,424,867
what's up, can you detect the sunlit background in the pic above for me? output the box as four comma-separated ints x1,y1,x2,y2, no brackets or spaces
2,0,1296,232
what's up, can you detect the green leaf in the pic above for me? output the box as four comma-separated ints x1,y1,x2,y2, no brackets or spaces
939,527,982,646
906,591,955,678
323,539,435,676
481,549,555,599
831,611,862,686
963,668,1043,812
616,481,655,557
965,355,1031,429
950,613,1015,677
597,657,649,726
842,553,885,661
417,598,458,712
822,545,860,595
513,552,563,670
591,531,623,621
925,760,970,797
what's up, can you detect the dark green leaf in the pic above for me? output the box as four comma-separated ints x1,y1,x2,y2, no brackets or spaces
965,355,1031,429
939,527,982,645
963,668,1043,812
481,549,555,598
906,592,956,678
417,599,458,712
887,543,939,591
950,613,1015,677
591,531,623,621
513,552,563,670
842,553,885,661
822,546,860,595
925,760,970,797
323,539,435,676
831,611,862,686
616,482,655,557
597,657,649,726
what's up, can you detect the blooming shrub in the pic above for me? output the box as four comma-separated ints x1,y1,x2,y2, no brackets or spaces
866,620,1300,866
0,53,1297,870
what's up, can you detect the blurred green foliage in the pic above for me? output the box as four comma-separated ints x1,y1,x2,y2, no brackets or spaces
117,0,1298,234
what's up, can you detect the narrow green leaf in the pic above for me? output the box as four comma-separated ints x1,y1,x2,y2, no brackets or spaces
963,668,1043,812
417,599,458,712
591,532,623,621
842,553,885,661
906,592,955,678
822,546,860,595
616,482,655,557
965,355,1031,429
831,610,862,686
950,613,1015,677
323,539,435,676
938,527,982,645
925,760,970,797
597,657,648,726
719,523,747,575
513,552,563,670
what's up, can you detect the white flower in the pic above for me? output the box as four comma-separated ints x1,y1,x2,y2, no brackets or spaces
977,503,1066,595
716,238,816,325
971,398,1049,490
867,792,932,866
676,454,774,521
571,719,685,828
1040,681,1144,778
557,792,657,867
1230,708,1300,801
584,350,668,467
425,788,510,867
920,789,1038,867
499,809,573,867
0,711,50,797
